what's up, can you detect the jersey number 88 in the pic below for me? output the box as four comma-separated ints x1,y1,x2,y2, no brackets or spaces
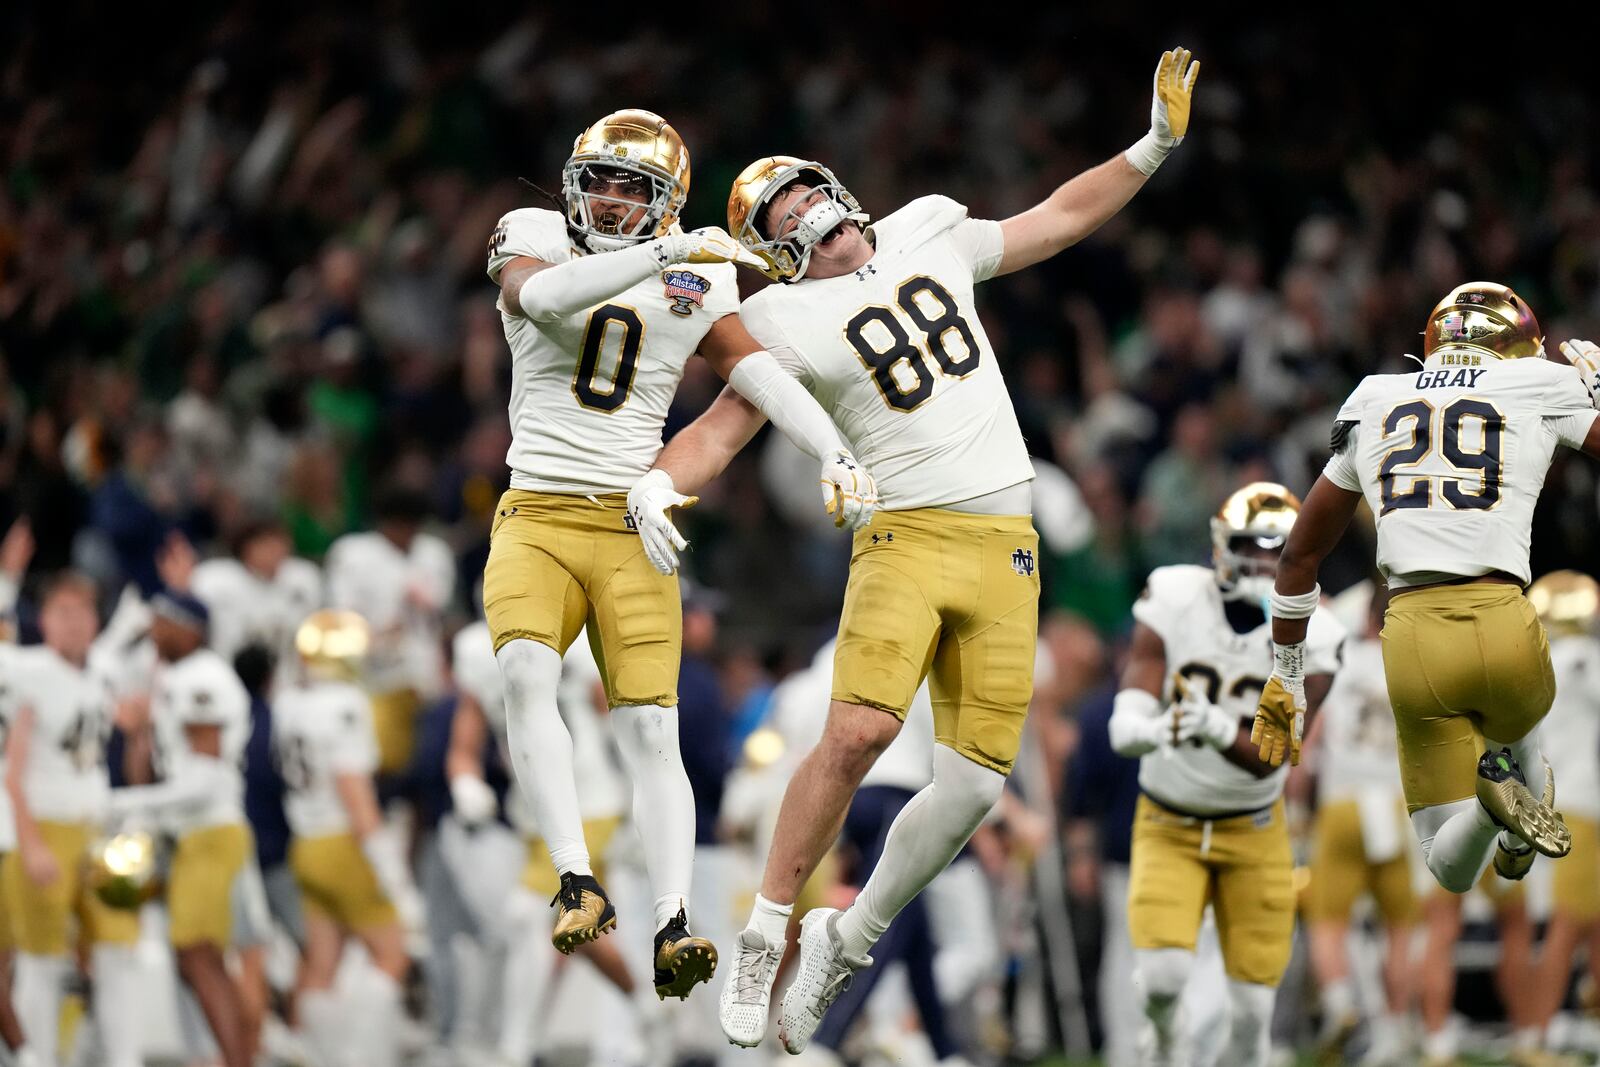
845,276,980,412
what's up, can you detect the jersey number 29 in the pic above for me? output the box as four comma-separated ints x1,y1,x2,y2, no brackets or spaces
1379,397,1503,514
845,276,979,412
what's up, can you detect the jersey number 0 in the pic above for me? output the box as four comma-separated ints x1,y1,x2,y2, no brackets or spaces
573,305,643,412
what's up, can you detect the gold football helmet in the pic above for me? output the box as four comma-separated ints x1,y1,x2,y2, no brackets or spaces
89,831,162,911
295,608,370,682
561,109,689,255
1211,482,1302,602
1529,570,1599,637
727,156,868,282
1423,282,1544,361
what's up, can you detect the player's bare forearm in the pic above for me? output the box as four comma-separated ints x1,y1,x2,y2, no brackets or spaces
1221,674,1331,778
446,694,488,783
497,255,554,320
1272,477,1361,645
4,710,40,849
336,772,383,839
995,154,1148,276
1119,622,1168,698
651,385,766,495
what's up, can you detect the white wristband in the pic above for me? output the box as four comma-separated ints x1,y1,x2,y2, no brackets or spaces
1124,129,1176,177
1270,584,1321,620
1273,641,1306,679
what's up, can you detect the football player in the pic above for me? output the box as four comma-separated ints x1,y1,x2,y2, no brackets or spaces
1524,570,1600,1062
1,573,143,1067
108,592,255,1067
621,49,1203,1050
1254,285,1600,895
190,518,322,675
1302,586,1416,1065
483,107,872,994
1108,484,1345,1067
273,610,411,1067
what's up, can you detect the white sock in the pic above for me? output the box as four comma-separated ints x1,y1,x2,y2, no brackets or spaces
499,889,557,1064
1412,798,1499,893
1320,976,1356,1025
1513,1025,1543,1051
747,894,793,945
14,953,68,1065
297,989,346,1067
1134,947,1193,1050
1486,731,1549,800
498,639,591,876
1423,1023,1457,1060
610,703,695,927
90,944,143,1067
1222,980,1275,1067
835,746,1004,961
349,970,402,1067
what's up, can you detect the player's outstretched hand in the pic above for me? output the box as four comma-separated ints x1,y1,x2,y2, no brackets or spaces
821,449,877,530
1252,642,1307,767
658,225,770,271
1559,339,1600,410
628,468,699,575
1150,47,1200,145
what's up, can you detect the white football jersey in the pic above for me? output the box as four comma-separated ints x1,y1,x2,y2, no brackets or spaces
486,208,738,494
0,645,15,850
192,556,322,666
738,196,1035,511
273,681,378,838
1324,355,1597,587
2,646,114,822
152,648,251,830
1132,565,1347,815
1542,634,1600,819
450,621,625,829
1314,638,1405,805
325,530,454,696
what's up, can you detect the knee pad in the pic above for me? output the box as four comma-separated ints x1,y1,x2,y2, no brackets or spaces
1134,947,1193,1005
612,703,681,755
931,745,1006,829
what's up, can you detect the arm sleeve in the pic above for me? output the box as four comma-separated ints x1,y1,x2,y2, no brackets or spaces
726,351,845,461
949,218,1006,283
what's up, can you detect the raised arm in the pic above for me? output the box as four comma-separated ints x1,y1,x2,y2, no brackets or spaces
995,48,1199,277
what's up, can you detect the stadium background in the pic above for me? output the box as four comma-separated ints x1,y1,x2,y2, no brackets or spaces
2,3,1599,1065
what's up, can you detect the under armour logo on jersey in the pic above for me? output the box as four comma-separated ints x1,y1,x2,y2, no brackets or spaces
1011,548,1035,577
855,265,878,281
870,531,894,544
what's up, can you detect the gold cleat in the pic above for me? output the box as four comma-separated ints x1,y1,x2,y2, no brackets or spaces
551,872,616,955
653,907,718,1000
1477,750,1570,859
1495,763,1558,880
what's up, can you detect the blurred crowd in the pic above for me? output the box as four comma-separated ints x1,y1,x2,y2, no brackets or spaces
3,5,1600,1066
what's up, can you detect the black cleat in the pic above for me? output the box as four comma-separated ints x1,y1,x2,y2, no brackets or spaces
653,906,718,1000
551,872,616,954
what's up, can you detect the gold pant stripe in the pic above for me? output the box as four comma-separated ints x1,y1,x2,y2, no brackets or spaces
0,822,140,954
831,507,1039,774
484,490,680,708
291,832,398,931
168,823,252,949
1381,585,1555,813
1128,796,1295,986
1305,799,1417,925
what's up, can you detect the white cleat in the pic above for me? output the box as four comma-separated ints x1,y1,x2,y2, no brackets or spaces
720,927,785,1047
778,908,871,1055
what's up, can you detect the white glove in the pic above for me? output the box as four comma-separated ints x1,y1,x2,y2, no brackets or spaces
1559,339,1600,410
821,449,878,530
652,225,770,271
628,468,698,575
1170,677,1242,751
449,774,498,827
1252,642,1308,767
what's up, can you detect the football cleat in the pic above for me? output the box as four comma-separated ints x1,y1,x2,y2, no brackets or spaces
777,908,871,1054
550,872,616,954
720,928,784,1047
653,906,718,1001
1494,765,1557,880
1476,749,1570,858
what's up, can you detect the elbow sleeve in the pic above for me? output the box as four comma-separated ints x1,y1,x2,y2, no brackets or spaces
1109,688,1165,757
